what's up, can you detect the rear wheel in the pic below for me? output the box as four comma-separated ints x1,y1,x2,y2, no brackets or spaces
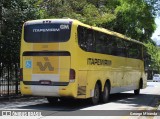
46,97,58,104
134,79,142,95
90,83,100,105
134,89,140,95
101,83,110,103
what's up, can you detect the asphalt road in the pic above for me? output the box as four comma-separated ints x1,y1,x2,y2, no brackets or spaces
0,82,160,119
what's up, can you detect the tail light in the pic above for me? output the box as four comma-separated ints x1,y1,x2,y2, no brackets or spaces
19,68,23,81
69,69,76,82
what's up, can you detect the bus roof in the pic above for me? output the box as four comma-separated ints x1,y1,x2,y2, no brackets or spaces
24,18,74,25
73,19,144,45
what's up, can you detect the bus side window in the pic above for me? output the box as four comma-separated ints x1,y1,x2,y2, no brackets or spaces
95,31,102,53
86,29,95,52
137,45,143,60
127,42,140,59
116,39,126,57
95,32,107,54
78,26,95,52
110,40,118,56
78,26,87,51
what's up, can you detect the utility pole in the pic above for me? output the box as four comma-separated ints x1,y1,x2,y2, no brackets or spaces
0,0,2,36
0,0,3,79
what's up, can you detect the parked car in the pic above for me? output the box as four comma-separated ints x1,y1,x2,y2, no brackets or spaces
153,74,160,82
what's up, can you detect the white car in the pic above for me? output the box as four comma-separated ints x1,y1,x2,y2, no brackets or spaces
153,74,160,82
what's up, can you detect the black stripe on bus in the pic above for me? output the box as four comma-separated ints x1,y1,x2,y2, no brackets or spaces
23,51,70,56
23,81,69,86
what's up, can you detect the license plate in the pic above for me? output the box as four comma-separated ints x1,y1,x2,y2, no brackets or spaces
39,80,51,85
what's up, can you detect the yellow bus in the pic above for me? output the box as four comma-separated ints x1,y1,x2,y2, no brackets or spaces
20,19,147,105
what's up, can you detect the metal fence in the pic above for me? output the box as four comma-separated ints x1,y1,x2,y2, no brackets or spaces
0,63,20,97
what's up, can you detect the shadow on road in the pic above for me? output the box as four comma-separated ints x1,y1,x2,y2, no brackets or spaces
111,93,160,108
18,98,92,111
18,92,160,111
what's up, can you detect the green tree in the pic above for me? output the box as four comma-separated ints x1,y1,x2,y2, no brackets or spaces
145,41,160,72
104,0,156,42
0,0,40,76
36,0,116,26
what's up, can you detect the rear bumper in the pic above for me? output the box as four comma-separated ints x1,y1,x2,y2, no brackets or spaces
23,81,69,86
20,81,77,98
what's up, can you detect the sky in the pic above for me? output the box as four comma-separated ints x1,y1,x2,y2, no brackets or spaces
151,17,160,45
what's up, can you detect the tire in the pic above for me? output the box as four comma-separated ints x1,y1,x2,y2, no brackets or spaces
134,80,142,95
134,89,140,95
90,83,100,105
101,83,110,103
46,97,58,104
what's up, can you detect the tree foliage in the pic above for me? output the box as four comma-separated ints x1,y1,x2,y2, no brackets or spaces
113,0,155,41
145,41,160,71
0,0,160,73
1,0,40,63
0,0,40,76
36,0,116,26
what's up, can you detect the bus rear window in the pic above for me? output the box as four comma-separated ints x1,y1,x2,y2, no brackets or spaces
24,23,71,43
